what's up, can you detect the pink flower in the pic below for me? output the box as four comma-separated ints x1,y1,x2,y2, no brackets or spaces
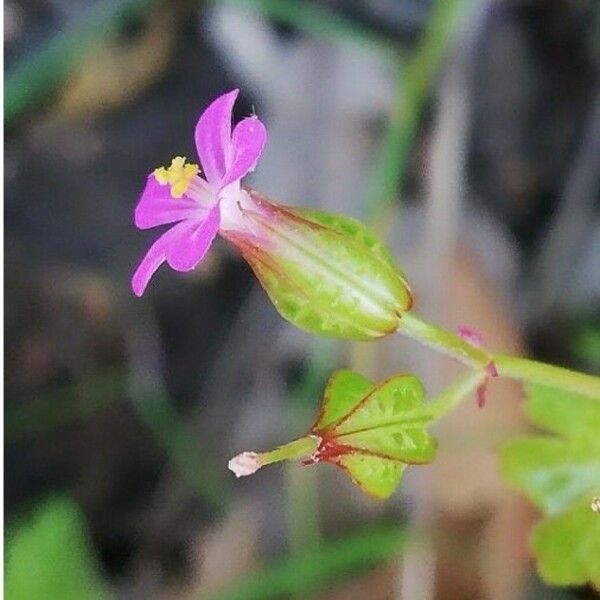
132,89,267,296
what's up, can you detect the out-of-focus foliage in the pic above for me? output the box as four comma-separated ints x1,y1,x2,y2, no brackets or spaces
5,497,107,600
223,0,399,54
501,385,600,587
207,524,406,600
5,0,160,124
573,324,600,367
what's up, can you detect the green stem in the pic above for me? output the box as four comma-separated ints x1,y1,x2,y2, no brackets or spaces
424,371,487,420
493,354,600,399
401,313,493,369
259,436,320,467
400,313,600,399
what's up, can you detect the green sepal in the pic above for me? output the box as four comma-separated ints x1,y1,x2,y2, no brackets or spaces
314,371,436,499
296,207,411,298
230,193,412,340
315,369,374,431
338,454,406,499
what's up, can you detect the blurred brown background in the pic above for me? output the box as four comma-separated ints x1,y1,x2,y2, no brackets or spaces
4,0,600,599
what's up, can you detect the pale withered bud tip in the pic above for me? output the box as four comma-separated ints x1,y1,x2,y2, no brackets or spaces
228,452,262,477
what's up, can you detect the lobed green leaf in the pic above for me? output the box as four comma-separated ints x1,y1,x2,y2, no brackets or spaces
339,454,406,499
500,384,600,588
532,501,600,587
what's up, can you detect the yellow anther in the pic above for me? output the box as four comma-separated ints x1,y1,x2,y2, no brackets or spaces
153,156,199,198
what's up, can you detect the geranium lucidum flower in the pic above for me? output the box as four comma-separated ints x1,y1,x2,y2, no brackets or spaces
131,90,267,296
132,89,267,296
133,90,413,340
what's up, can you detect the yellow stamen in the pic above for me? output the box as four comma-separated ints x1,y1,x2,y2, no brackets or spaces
154,156,200,198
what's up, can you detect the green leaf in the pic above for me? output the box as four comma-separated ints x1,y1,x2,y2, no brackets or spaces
313,372,436,499
501,437,600,516
532,500,600,587
525,384,600,438
334,375,426,434
500,384,600,588
5,497,107,600
339,425,436,464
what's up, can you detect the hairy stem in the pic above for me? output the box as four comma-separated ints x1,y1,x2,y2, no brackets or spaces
400,313,600,399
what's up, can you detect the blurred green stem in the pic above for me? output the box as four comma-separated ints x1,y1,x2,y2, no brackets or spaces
283,339,338,577
5,0,157,125
424,371,486,420
205,524,407,600
129,384,230,510
363,0,470,216
222,0,399,55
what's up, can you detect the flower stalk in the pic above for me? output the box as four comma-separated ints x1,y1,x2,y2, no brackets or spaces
399,313,600,400
228,435,320,477
258,435,321,466
492,354,600,399
400,313,494,371
422,371,488,421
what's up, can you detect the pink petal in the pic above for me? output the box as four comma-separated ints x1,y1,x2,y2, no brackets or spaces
131,206,220,297
166,204,221,270
135,175,205,230
132,221,188,296
221,116,267,187
195,89,239,186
